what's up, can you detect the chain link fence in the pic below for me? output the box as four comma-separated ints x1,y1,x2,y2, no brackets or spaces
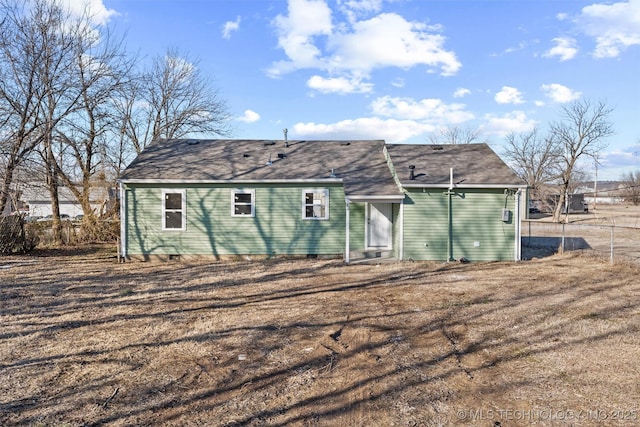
0,216,39,255
522,220,640,264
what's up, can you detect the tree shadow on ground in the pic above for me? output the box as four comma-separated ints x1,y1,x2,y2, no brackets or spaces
1,254,638,426
522,236,591,260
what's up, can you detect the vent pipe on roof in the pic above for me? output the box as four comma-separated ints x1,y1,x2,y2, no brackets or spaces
409,164,416,180
283,128,288,147
449,167,454,190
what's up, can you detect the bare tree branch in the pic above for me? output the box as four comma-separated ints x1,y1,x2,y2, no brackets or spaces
503,128,562,195
550,99,614,222
428,125,487,145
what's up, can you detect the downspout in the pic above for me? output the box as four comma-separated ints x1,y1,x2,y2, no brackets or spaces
515,189,522,261
398,201,404,261
119,182,127,260
345,198,350,264
445,168,455,262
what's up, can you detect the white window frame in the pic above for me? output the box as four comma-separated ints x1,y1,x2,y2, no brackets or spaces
231,189,255,217
302,189,330,220
162,189,186,231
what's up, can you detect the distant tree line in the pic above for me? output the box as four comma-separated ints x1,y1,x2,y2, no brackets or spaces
0,0,230,243
621,170,640,205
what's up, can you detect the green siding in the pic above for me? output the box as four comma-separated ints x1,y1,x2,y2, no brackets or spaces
402,188,517,261
348,202,366,252
124,183,352,256
123,183,516,261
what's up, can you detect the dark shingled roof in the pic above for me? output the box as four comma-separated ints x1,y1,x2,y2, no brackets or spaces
385,143,526,187
119,139,404,197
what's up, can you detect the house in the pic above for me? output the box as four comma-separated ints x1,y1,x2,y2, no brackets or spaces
577,181,627,205
385,143,527,261
1,190,22,216
118,139,526,262
21,183,115,219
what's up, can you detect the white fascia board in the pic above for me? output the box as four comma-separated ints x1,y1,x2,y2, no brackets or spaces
346,195,405,203
118,178,344,185
401,183,528,189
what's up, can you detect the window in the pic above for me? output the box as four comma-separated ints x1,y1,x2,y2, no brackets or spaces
302,189,329,220
231,189,255,217
162,189,186,230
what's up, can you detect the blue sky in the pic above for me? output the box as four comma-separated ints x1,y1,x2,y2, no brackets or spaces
80,0,638,180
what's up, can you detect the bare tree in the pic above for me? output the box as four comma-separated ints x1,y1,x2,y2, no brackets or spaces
32,0,96,243
428,125,487,145
503,128,562,201
0,0,88,243
116,47,231,159
621,170,640,205
0,0,52,214
550,99,614,222
0,0,124,243
1,2,232,247
53,24,133,227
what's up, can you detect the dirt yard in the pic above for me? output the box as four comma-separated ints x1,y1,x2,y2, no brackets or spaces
1,247,639,426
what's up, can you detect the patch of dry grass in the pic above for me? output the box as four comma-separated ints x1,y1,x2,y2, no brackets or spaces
1,247,639,426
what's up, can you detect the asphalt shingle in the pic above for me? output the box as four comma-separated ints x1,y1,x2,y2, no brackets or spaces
385,143,526,187
119,139,404,197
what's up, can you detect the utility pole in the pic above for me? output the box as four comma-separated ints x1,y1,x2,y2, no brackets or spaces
593,153,600,212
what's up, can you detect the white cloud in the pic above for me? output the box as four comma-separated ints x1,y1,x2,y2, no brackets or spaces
269,0,333,77
327,13,461,76
370,96,474,123
307,75,374,94
237,110,260,123
222,16,241,39
341,0,382,13
280,94,477,143
391,78,405,88
63,0,118,26
494,86,525,105
544,37,578,61
601,148,639,168
292,117,435,143
453,88,471,98
504,41,527,54
339,0,383,23
557,12,569,21
577,0,640,58
482,111,537,137
269,1,461,81
540,83,582,103
164,55,196,82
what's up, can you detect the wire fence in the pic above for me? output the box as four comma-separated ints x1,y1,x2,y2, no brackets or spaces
522,220,640,265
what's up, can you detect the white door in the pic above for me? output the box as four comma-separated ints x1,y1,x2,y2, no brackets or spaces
367,203,392,249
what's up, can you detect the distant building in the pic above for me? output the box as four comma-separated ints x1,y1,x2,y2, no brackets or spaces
0,190,27,216
576,181,626,205
21,184,115,218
